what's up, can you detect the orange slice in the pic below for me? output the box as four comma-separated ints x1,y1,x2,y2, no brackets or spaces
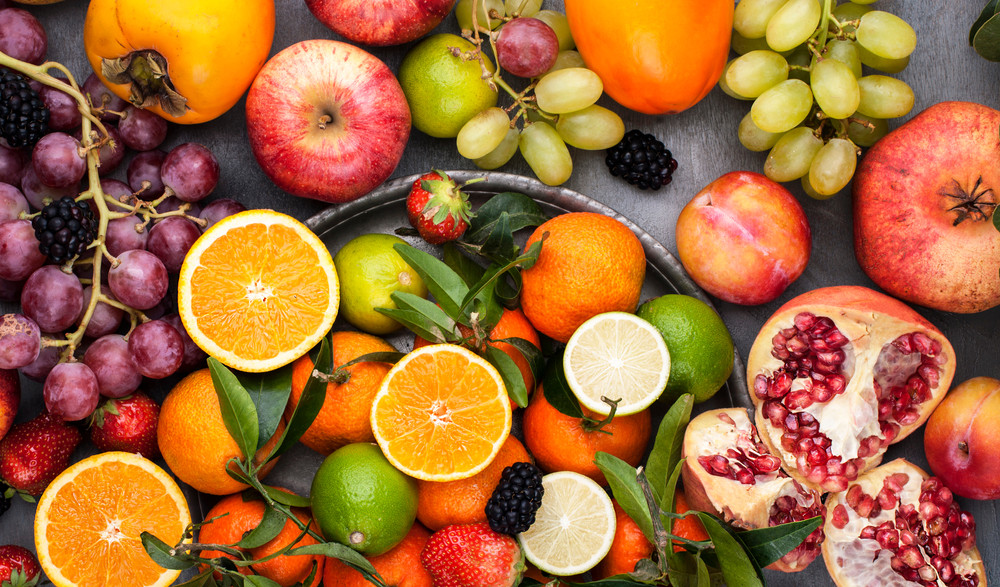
34,451,192,587
178,209,339,372
371,344,512,481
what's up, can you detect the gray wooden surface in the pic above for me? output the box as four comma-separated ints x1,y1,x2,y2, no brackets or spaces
2,1,999,585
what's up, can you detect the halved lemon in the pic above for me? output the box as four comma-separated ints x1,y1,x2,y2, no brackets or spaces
178,209,339,372
563,311,670,415
370,344,512,482
34,451,191,587
518,470,617,575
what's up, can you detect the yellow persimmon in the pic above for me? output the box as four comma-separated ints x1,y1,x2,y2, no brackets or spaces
83,0,275,124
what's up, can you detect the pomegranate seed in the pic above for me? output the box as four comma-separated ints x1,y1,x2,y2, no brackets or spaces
783,413,799,431
831,504,849,529
935,559,955,583
781,327,798,339
893,334,914,353
785,390,813,410
918,565,937,582
771,372,792,398
781,434,797,452
772,332,788,348
805,466,826,485
754,374,769,398
927,515,949,537
754,455,781,473
876,527,900,549
772,347,791,360
786,335,809,356
897,408,920,425
843,460,859,480
800,419,820,436
816,350,845,365
809,337,831,353
890,555,907,573
774,495,796,512
918,363,939,388
846,485,864,508
885,472,910,492
827,476,849,492
793,312,816,330
881,421,900,445
811,317,834,335
825,459,844,476
911,332,935,355
860,525,877,539
878,399,893,419
797,437,814,452
878,487,899,510
824,329,849,348
807,447,827,465
899,545,925,568
735,466,755,485
899,529,916,545
826,374,846,393
717,412,735,426
812,383,832,403
726,448,742,459
856,495,877,518
763,399,789,425
934,486,954,507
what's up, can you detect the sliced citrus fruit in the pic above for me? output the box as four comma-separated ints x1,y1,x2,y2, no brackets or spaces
178,209,339,372
370,344,512,481
34,451,192,587
518,470,617,576
563,311,670,415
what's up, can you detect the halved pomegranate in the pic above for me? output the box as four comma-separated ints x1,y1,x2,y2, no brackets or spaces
681,408,824,572
823,459,986,587
747,286,956,494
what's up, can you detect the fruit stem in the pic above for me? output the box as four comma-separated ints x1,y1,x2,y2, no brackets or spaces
581,396,620,433
817,0,833,48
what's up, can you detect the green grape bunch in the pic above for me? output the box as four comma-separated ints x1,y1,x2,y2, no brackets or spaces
726,0,917,199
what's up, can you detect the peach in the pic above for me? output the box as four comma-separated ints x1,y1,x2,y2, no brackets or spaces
675,171,811,305
924,376,1000,500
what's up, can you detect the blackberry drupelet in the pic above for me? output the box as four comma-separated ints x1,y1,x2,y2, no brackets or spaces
32,196,98,264
605,129,678,190
0,69,49,148
484,461,544,535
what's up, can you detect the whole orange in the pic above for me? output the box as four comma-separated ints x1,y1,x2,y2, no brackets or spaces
520,212,645,343
672,489,709,551
590,500,654,579
287,331,396,455
416,435,531,531
322,522,433,587
522,385,651,484
157,368,281,495
413,307,541,404
198,492,324,586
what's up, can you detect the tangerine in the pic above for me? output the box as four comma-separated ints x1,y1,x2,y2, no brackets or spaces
590,500,654,579
322,522,433,587
520,212,645,343
522,384,650,484
288,331,397,455
672,489,710,551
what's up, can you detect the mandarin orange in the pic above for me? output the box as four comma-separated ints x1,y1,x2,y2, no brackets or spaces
322,522,433,587
672,489,710,551
590,500,654,579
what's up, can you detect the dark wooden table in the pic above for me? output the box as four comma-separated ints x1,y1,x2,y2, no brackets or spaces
2,1,998,585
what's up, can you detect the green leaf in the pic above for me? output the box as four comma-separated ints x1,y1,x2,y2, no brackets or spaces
261,484,311,508
696,555,712,587
376,307,452,343
469,280,503,333
736,516,823,568
140,532,196,571
697,513,764,587
289,543,385,587
485,345,529,408
493,336,544,386
443,242,486,287
661,459,685,537
973,12,1000,61
518,233,544,271
466,192,547,243
593,452,655,543
235,365,292,452
993,197,1000,232
540,352,583,418
236,503,286,549
174,569,217,587
390,291,459,337
392,244,469,317
644,394,694,505
208,358,259,464
268,338,330,461
244,576,283,587
480,212,518,264
971,0,1000,45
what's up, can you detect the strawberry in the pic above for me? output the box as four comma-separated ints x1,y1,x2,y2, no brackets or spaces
406,170,475,245
0,411,81,496
0,370,19,442
420,522,525,587
88,392,160,459
0,545,41,587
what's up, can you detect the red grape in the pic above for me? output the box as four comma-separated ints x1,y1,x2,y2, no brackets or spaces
128,319,183,379
20,345,58,381
160,143,219,203
78,286,124,339
82,73,127,123
0,219,46,281
0,8,46,65
105,215,148,256
20,165,76,210
0,313,40,369
162,313,207,373
108,249,167,310
95,125,126,176
39,78,82,131
0,182,28,221
126,150,166,200
199,198,246,231
0,145,26,186
118,106,168,151
21,265,84,333
44,361,100,421
0,277,22,302
83,334,142,398
496,17,559,78
32,132,86,189
100,178,133,201
146,216,201,273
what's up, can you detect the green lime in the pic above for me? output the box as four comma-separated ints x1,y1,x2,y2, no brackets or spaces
398,33,498,138
333,233,428,335
636,294,734,403
310,442,418,556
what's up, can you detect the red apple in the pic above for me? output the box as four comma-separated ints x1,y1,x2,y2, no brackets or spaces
305,0,457,46
675,171,811,305
924,376,1000,500
0,369,19,441
245,39,411,204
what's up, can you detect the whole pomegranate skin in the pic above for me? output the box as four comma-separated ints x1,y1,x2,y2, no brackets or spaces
682,408,824,572
853,101,1000,314
823,459,986,587
747,286,955,494
924,376,1000,500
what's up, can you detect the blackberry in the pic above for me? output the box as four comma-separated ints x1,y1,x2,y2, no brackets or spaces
484,462,544,535
0,69,49,148
605,129,678,190
31,196,98,264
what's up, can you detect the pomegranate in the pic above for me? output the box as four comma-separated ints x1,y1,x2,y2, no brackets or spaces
681,408,824,572
854,101,1000,313
823,459,986,587
747,286,955,494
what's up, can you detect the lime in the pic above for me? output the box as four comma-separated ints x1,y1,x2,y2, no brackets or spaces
636,294,734,403
310,442,418,556
333,233,428,335
562,311,670,416
398,33,498,138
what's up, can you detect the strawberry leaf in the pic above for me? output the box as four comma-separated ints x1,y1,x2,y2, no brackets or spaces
236,503,286,549
208,358,259,465
234,364,292,453
392,244,469,317
466,192,547,244
484,345,529,407
644,394,694,505
267,338,330,462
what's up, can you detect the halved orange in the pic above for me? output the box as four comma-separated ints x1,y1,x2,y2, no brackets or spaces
34,451,192,587
178,209,339,372
371,344,512,481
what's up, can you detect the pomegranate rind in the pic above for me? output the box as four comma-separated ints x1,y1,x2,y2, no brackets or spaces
747,286,956,494
822,459,987,587
853,101,1000,314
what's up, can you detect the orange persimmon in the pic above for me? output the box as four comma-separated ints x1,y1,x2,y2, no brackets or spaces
83,0,275,124
564,0,733,115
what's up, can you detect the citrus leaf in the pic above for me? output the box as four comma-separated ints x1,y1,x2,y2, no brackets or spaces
289,543,385,587
236,503,286,549
140,532,197,571
336,352,405,370
973,12,1000,61
540,352,583,417
485,345,529,407
375,307,451,343
519,235,544,271
389,291,459,336
661,460,685,537
267,338,330,462
466,191,547,243
173,569,216,587
480,212,518,264
469,278,503,333
244,576,282,587
971,0,1000,45
208,358,259,464
234,365,292,452
443,242,486,286
644,394,694,505
697,513,764,587
493,336,544,384
994,197,1000,232
594,452,655,544
392,243,468,317
735,516,823,568
261,484,311,508
458,249,540,316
